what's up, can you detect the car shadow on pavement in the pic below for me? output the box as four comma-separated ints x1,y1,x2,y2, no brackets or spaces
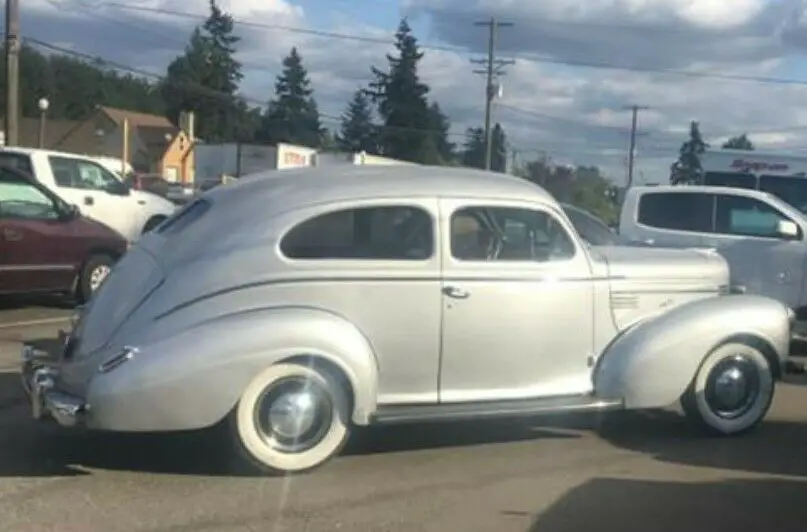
588,409,807,479
523,476,806,532
0,295,75,311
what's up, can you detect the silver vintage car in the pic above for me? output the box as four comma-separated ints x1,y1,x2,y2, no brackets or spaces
22,165,794,475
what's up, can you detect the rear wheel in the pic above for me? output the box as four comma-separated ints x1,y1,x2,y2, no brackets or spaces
229,363,351,475
76,254,115,303
681,342,774,435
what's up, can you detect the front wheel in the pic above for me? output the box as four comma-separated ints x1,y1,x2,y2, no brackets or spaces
681,342,775,436
230,363,351,475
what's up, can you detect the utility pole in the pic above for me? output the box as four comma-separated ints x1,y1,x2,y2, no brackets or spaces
5,0,19,146
472,17,513,170
624,104,649,188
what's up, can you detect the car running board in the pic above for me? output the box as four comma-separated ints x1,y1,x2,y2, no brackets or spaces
371,394,624,425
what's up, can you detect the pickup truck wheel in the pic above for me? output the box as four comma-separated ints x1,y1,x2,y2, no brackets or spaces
681,342,774,436
231,363,350,475
76,254,115,303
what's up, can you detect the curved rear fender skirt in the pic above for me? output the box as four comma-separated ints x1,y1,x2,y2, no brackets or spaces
84,308,379,432
594,295,790,410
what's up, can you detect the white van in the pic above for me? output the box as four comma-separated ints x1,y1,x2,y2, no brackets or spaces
620,185,807,333
0,147,177,241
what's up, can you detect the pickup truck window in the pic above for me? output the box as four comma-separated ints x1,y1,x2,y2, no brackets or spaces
637,192,713,232
48,156,120,192
714,194,799,239
0,169,58,220
451,206,575,262
281,206,434,261
0,152,34,176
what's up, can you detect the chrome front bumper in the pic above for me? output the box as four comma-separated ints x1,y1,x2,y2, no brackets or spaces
21,342,87,428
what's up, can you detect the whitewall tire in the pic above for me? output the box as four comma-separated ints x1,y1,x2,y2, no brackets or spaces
681,342,775,436
231,363,351,475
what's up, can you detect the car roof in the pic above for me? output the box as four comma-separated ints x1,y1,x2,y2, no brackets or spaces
0,146,96,159
213,165,554,208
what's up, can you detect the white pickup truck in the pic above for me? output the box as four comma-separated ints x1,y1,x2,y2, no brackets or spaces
0,147,176,242
620,184,807,338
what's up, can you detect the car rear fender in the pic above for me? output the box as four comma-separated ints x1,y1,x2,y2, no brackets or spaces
86,306,380,432
593,295,790,409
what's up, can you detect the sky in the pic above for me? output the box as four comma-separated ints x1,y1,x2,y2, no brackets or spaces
20,0,807,184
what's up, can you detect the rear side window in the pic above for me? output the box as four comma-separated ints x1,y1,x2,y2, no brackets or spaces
281,206,433,260
0,152,34,176
714,194,799,239
637,192,713,233
157,199,210,235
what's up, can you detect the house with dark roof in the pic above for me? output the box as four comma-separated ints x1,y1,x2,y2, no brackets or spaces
19,106,196,183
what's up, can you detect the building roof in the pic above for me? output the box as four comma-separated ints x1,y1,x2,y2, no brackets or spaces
0,116,91,152
98,106,175,129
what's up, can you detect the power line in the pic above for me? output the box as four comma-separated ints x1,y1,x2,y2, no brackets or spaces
101,2,807,87
471,17,513,170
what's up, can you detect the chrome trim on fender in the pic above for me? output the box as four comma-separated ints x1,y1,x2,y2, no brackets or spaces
98,346,138,374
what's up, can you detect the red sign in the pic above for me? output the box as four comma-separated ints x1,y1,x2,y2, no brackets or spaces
283,151,308,166
730,159,789,172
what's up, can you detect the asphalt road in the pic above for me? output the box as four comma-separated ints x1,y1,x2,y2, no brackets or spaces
1,315,807,531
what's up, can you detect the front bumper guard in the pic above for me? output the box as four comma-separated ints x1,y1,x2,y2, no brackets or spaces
21,343,87,428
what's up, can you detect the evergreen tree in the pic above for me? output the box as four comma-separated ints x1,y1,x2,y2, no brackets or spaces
671,121,708,185
461,123,507,172
337,89,378,153
366,19,433,162
427,102,455,164
162,0,244,142
258,47,323,148
722,133,754,150
491,123,507,173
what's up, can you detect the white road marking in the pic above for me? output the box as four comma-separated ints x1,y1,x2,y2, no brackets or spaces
0,317,70,330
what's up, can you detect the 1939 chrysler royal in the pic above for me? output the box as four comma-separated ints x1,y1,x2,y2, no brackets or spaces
22,165,795,475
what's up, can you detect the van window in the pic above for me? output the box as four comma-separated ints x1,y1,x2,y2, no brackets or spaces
759,175,807,215
281,206,433,260
714,194,799,239
637,192,713,233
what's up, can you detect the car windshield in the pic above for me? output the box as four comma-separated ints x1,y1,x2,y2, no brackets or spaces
562,204,621,246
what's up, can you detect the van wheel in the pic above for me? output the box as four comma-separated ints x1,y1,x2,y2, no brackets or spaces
77,254,115,303
681,342,774,436
229,363,351,475
142,216,166,234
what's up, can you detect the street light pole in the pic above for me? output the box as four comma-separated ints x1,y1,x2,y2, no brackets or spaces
37,98,49,149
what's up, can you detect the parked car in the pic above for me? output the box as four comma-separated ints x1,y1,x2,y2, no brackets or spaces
0,147,177,242
0,164,127,302
125,173,195,205
560,203,622,246
619,185,807,338
22,165,794,475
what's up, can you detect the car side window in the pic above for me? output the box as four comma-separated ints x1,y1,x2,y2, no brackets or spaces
451,206,575,262
714,194,799,239
637,192,714,232
0,153,34,176
0,169,59,220
49,156,121,192
280,206,434,260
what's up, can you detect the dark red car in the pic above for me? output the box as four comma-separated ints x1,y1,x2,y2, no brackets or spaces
0,164,128,303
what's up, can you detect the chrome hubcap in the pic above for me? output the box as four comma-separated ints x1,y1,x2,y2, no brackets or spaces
254,377,332,453
705,355,761,419
89,265,111,292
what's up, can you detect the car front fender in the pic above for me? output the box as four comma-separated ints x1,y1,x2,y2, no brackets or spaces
85,306,380,432
594,295,790,409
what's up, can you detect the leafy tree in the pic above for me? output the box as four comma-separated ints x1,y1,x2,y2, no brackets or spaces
462,123,507,172
258,47,323,148
366,19,435,163
337,89,378,153
671,120,709,185
722,133,754,150
162,0,244,142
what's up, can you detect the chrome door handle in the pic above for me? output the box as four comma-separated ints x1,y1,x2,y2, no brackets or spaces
84,196,94,206
442,286,470,299
2,228,21,241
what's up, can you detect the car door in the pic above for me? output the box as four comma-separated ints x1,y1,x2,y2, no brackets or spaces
704,192,807,309
438,199,596,403
631,190,712,247
0,168,79,293
48,155,139,240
